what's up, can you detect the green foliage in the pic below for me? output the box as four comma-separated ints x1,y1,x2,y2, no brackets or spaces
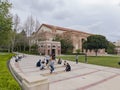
54,34,74,54
107,42,116,54
76,49,81,54
31,44,39,54
60,38,73,54
0,1,12,51
0,53,21,90
21,50,39,55
14,30,28,52
83,35,108,56
57,55,120,68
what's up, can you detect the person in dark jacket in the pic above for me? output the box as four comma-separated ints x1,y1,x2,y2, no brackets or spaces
65,63,71,72
36,59,41,67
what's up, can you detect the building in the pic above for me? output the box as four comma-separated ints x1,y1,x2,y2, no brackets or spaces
32,24,106,56
113,40,120,54
38,41,61,55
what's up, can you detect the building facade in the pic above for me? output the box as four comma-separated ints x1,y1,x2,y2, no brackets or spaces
113,40,120,54
32,24,106,56
38,41,61,55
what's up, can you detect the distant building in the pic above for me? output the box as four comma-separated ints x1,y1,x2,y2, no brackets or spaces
113,40,120,54
38,41,61,55
31,24,106,56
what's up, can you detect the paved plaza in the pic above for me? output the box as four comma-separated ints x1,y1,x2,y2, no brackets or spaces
14,54,120,90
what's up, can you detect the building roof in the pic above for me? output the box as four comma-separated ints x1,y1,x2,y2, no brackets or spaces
38,41,61,44
38,24,92,35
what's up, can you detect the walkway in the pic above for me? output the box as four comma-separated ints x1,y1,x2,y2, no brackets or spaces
14,54,120,90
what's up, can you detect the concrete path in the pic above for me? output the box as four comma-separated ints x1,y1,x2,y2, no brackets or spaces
15,54,120,90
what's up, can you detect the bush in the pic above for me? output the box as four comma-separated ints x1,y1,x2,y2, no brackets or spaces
63,52,85,55
21,50,39,55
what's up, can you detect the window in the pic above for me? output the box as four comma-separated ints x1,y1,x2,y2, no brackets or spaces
52,45,56,48
48,46,50,48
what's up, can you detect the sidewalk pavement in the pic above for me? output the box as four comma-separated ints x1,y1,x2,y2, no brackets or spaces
14,54,120,90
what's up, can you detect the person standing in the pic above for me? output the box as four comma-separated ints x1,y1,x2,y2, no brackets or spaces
75,55,78,64
58,58,62,64
45,55,50,65
49,59,55,74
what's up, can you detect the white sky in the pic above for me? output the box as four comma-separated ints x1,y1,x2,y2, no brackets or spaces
10,0,120,42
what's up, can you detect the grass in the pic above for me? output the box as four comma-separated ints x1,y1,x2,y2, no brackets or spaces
0,53,21,90
57,55,120,68
20,51,39,55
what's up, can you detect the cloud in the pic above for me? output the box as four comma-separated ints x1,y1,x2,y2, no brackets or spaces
30,0,64,14
10,0,120,42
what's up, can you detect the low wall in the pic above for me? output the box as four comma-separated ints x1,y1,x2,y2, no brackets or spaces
9,56,49,90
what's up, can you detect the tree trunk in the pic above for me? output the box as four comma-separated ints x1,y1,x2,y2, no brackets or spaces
11,35,15,52
95,49,98,56
24,44,25,51
8,45,10,53
11,40,14,52
29,39,31,52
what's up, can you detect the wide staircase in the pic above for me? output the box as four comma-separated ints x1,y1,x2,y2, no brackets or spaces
9,54,120,90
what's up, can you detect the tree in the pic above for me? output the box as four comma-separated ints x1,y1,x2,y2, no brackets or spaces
83,35,108,56
54,34,74,54
35,19,40,32
107,42,116,54
24,15,35,52
11,14,20,52
0,0,12,52
76,49,81,54
14,30,28,52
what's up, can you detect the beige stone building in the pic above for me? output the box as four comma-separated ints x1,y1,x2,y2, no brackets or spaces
38,41,61,55
113,40,120,54
32,24,106,55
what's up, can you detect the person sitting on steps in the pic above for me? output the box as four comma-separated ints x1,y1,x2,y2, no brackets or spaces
65,63,71,72
36,59,41,67
64,61,67,66
40,61,45,70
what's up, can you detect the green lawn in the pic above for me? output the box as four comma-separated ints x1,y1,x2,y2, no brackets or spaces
57,55,120,68
0,53,21,90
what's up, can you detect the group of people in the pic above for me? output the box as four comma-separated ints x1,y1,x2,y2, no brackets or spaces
36,55,56,73
63,60,71,72
36,55,71,74
14,54,24,62
58,58,71,72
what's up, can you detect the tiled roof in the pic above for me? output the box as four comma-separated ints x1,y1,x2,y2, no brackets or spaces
41,24,92,35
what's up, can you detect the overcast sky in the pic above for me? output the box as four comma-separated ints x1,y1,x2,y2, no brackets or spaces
10,0,120,42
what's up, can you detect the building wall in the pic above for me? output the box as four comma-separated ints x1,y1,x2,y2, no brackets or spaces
32,24,106,56
113,40,120,54
38,41,61,55
84,49,106,56
36,25,89,52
